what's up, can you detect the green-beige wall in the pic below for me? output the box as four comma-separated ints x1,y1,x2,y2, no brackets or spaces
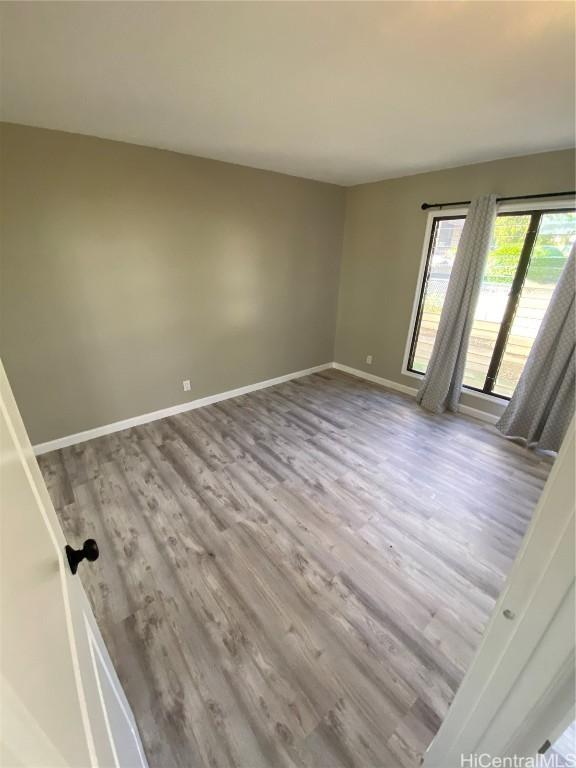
1,121,573,443
0,123,345,444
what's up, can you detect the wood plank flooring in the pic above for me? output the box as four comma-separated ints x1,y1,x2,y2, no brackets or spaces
38,371,552,768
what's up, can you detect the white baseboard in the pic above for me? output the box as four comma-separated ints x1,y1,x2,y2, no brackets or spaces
34,359,501,455
33,363,333,455
332,362,500,425
332,362,418,396
458,403,500,425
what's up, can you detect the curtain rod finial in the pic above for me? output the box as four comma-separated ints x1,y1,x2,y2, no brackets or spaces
421,203,430,210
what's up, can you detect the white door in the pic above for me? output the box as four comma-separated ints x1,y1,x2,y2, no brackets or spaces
424,419,575,764
0,360,148,768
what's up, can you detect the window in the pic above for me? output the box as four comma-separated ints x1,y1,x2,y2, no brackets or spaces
406,206,576,399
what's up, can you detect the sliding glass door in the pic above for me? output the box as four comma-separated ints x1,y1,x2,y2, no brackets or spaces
407,207,576,399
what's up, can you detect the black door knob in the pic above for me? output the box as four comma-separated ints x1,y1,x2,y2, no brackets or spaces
65,539,99,575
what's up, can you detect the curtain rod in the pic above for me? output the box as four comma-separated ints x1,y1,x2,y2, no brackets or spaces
421,190,576,211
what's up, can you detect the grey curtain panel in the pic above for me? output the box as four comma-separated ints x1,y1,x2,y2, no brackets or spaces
417,194,497,414
496,244,575,453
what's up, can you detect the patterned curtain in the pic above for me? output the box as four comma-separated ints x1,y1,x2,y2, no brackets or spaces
496,244,575,452
417,194,497,414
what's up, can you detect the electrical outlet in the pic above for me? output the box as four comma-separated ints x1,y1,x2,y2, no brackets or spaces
366,355,373,365
182,379,191,392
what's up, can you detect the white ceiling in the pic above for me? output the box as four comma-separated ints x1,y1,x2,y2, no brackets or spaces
1,1,574,186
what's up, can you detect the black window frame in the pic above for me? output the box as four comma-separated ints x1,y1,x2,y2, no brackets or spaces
406,206,575,401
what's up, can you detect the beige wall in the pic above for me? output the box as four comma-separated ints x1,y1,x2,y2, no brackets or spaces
0,124,345,444
1,123,573,444
335,149,576,417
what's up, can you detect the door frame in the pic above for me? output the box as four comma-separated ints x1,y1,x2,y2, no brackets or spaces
424,419,575,765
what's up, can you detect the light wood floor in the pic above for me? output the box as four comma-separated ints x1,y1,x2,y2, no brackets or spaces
39,371,551,768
